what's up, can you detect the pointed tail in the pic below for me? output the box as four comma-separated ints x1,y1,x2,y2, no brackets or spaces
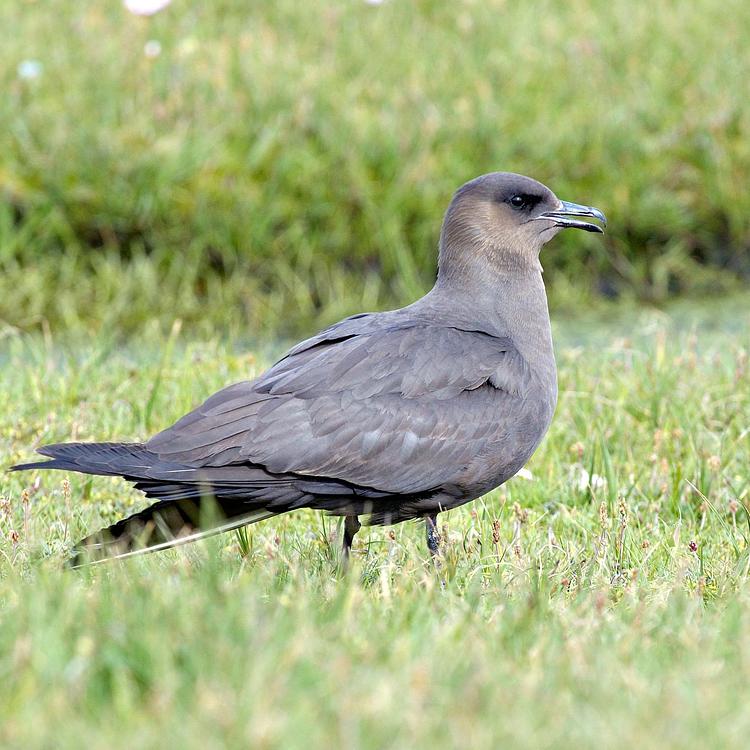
11,441,159,477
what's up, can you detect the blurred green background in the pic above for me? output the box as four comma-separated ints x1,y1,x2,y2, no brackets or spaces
1,0,748,338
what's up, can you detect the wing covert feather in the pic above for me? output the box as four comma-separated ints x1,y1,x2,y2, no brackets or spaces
147,321,533,494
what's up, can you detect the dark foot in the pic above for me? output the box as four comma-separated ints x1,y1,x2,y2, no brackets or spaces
341,515,361,565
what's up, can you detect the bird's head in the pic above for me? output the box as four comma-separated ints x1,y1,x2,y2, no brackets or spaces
438,172,606,281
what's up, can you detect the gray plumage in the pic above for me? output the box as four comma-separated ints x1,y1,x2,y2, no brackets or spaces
11,172,606,565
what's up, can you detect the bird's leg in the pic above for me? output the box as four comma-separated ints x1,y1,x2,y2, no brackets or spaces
425,513,441,558
425,513,446,588
342,515,361,564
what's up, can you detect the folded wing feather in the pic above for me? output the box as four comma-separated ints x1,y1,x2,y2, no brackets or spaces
147,317,531,495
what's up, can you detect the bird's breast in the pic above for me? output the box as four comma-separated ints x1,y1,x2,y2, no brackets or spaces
453,378,557,499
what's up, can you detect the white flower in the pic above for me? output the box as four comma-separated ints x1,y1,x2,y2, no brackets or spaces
574,467,607,492
591,474,607,490
124,0,172,16
514,468,534,481
144,40,162,59
17,60,43,80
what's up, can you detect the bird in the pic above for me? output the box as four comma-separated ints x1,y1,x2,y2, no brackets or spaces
11,172,606,567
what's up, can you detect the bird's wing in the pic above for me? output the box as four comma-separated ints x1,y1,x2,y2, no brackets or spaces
147,319,532,494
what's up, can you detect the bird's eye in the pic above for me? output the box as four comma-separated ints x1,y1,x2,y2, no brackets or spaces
509,195,526,209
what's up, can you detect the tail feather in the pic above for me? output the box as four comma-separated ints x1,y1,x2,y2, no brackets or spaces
11,442,158,477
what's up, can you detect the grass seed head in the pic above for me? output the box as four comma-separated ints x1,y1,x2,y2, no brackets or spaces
618,499,628,529
492,519,501,545
599,501,609,530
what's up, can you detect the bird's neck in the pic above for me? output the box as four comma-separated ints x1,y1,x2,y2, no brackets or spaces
426,258,556,379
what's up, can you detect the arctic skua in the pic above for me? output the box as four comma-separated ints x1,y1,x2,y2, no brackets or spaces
12,172,606,566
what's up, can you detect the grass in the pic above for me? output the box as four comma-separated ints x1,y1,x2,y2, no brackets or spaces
2,0,750,336
1,298,750,748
